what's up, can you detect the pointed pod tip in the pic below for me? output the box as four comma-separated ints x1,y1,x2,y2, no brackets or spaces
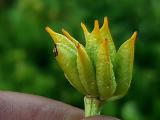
94,20,99,27
45,26,56,35
130,31,138,62
104,16,108,20
45,26,58,43
62,28,70,38
131,31,138,45
81,22,89,34
104,16,108,24
45,26,50,32
62,28,79,46
100,17,109,31
92,20,100,34
61,28,65,33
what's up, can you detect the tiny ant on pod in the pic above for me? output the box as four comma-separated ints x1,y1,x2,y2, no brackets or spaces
53,44,58,57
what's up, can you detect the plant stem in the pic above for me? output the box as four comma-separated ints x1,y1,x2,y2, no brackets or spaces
84,96,102,117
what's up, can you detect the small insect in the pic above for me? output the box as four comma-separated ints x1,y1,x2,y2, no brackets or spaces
53,44,58,57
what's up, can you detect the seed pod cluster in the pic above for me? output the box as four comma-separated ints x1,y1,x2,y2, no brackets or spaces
46,17,137,102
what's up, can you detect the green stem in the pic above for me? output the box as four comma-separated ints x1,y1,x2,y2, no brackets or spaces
84,96,102,117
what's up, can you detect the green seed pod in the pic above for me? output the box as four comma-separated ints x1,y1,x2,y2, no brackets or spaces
96,39,116,101
55,43,86,94
110,32,137,100
76,43,98,97
46,17,137,103
46,27,86,94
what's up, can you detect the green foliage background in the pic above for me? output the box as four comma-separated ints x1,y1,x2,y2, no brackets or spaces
0,0,160,119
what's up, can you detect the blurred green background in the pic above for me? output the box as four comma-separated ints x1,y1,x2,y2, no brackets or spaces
0,0,160,119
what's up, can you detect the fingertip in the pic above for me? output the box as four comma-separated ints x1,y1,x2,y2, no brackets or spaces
81,115,120,120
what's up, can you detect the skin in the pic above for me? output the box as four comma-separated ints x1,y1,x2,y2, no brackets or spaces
0,91,119,120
